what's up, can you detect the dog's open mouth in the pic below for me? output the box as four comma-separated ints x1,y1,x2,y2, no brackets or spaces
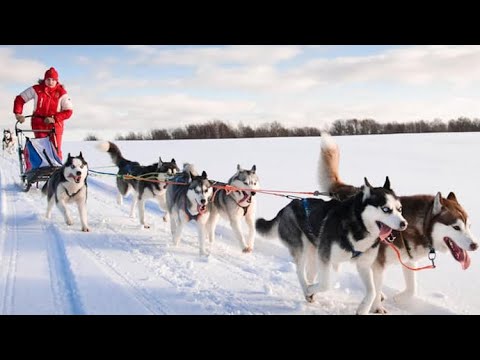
444,237,471,270
197,204,207,214
239,191,252,204
68,174,82,184
376,221,393,241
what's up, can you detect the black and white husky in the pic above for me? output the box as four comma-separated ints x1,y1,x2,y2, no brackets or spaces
318,132,479,312
256,177,408,315
42,152,90,232
166,164,213,256
206,164,260,253
2,129,16,154
98,141,180,228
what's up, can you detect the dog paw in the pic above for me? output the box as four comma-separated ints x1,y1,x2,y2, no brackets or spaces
305,293,315,303
242,246,253,253
66,219,73,226
143,224,151,229
162,216,169,222
305,284,318,297
82,227,90,232
393,291,414,304
372,305,388,314
380,292,387,302
355,305,370,315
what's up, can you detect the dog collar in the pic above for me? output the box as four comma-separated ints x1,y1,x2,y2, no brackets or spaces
351,250,363,258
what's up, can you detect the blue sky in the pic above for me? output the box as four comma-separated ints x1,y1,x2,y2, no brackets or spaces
1,45,479,141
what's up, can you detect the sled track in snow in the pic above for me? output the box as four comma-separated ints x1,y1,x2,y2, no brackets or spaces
0,170,19,315
45,224,85,314
88,176,292,314
66,231,170,315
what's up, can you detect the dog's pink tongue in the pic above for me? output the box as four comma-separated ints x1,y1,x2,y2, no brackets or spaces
379,224,392,241
461,250,471,270
197,204,207,214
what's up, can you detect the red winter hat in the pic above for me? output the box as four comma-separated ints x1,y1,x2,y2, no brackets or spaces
44,67,59,81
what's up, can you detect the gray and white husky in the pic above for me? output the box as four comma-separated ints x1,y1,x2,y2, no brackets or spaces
42,152,90,232
2,129,16,154
256,177,408,315
318,132,479,312
98,141,180,228
206,164,260,253
166,164,214,256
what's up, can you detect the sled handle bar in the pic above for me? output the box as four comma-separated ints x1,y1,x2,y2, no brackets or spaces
15,115,56,135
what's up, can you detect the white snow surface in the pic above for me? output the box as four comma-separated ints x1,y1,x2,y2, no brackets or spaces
0,132,478,315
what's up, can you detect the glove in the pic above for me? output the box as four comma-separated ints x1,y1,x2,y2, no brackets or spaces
15,114,25,123
44,117,55,124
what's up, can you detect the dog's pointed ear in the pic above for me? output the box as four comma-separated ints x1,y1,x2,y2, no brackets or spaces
237,164,241,171
433,192,443,216
201,171,208,179
67,153,72,159
362,177,371,202
364,177,373,188
251,165,256,173
383,176,391,190
79,151,83,159
171,158,176,163
159,156,163,165
447,192,458,203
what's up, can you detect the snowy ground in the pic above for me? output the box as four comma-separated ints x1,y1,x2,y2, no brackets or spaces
0,133,478,315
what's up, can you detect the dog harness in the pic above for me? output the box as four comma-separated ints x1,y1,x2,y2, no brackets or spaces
302,198,380,259
184,199,207,222
235,191,251,216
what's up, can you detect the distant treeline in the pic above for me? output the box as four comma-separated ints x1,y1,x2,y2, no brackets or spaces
83,117,480,141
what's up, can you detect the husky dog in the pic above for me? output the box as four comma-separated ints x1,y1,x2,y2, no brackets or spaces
318,132,479,313
2,129,16,154
166,163,214,256
207,164,260,253
256,177,407,315
98,141,180,228
42,152,90,232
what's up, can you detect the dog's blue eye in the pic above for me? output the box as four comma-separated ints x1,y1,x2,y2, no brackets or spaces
382,207,392,213
453,225,461,231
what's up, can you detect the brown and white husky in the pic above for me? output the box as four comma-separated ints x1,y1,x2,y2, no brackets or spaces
318,132,478,313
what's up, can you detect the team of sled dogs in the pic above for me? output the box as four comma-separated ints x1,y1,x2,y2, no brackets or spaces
38,134,478,314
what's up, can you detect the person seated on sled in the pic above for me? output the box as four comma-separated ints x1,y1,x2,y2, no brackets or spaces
13,67,73,160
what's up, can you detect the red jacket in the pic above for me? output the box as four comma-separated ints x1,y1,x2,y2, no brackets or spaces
13,82,73,159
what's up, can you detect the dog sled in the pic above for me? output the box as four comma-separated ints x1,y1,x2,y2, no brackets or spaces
15,117,62,192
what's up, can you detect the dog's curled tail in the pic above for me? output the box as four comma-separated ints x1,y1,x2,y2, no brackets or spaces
96,141,123,166
255,216,279,238
318,132,344,192
183,163,199,177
